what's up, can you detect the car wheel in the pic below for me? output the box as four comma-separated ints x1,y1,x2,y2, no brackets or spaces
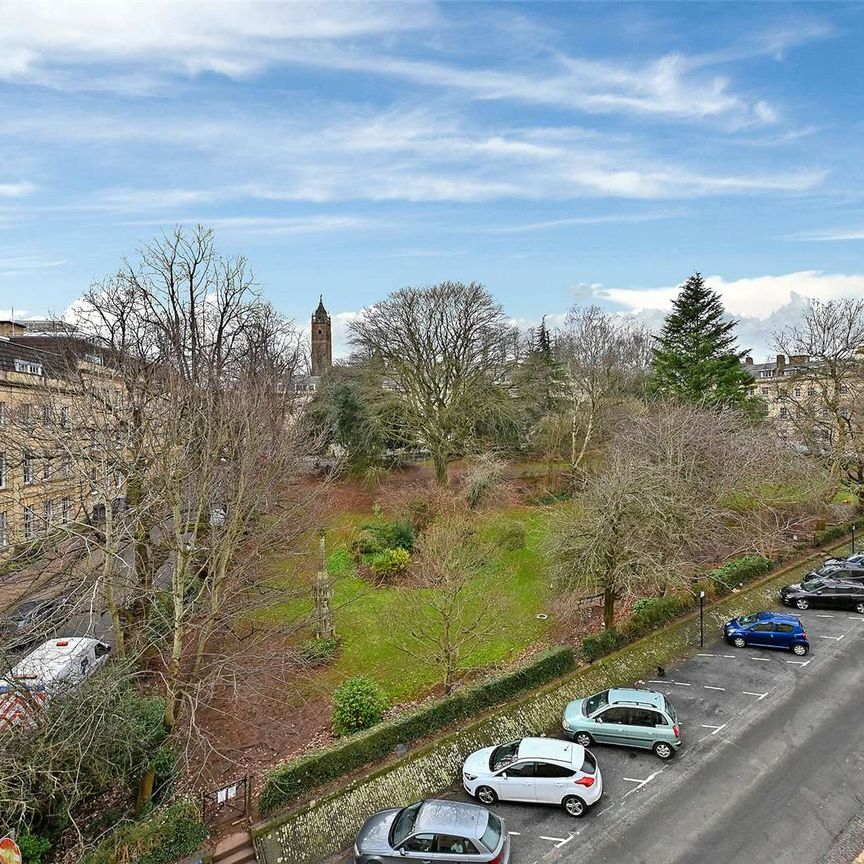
856,602,864,615
796,598,809,610
653,742,674,760
476,786,497,806
562,795,586,818
732,636,747,648
574,731,593,747
792,643,808,656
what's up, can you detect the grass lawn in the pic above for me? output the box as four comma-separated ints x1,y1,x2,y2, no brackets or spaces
256,505,561,702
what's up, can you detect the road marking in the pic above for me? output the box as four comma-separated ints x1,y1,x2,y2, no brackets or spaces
697,652,716,657
703,685,726,691
846,616,864,621
671,681,691,686
507,832,521,836
816,634,842,640
816,614,835,618
743,691,768,700
749,656,771,662
648,679,667,684
701,723,727,735
722,654,736,658
540,836,567,843
787,659,812,666
554,836,574,849
623,777,646,783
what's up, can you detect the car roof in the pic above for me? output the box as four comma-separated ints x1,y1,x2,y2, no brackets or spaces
517,736,583,765
9,638,103,681
608,688,666,710
757,610,800,621
415,799,487,840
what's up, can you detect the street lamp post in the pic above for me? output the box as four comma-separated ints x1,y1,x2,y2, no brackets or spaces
699,590,705,648
853,524,857,555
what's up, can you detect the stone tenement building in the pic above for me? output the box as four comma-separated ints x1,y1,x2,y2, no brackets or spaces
0,320,118,551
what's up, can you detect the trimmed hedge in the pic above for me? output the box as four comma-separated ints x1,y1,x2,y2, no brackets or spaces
83,801,206,864
708,554,772,594
815,518,864,548
258,646,575,816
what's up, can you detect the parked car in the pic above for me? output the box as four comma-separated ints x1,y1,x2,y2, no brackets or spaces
823,552,864,567
562,688,681,760
780,578,864,614
353,799,509,864
724,610,809,655
0,597,71,651
462,735,602,817
814,562,864,579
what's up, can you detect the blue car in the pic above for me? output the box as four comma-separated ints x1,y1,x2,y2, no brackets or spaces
723,610,809,656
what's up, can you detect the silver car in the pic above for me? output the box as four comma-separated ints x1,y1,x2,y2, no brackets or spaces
354,798,510,864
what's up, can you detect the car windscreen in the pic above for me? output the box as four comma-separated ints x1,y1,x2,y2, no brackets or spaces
490,740,520,771
481,813,502,853
580,749,596,774
584,689,609,715
391,802,421,847
801,578,824,591
737,613,758,625
663,698,677,723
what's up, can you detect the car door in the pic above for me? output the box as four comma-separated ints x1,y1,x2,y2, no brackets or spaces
433,833,479,864
496,760,536,802
773,622,794,649
533,760,575,803
747,622,775,647
399,832,435,864
594,707,629,745
628,709,660,748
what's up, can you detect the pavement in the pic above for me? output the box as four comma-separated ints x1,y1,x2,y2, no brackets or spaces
341,601,864,864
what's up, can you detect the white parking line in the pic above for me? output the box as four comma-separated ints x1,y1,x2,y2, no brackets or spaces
816,614,835,618
787,659,812,666
703,685,726,691
722,654,736,658
743,691,768,700
847,616,864,621
648,679,666,684
540,836,567,843
749,656,771,662
671,681,691,686
554,836,574,849
507,832,521,836
816,634,843,640
701,723,727,735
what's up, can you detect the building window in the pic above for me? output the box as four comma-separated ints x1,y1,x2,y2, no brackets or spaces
808,387,816,397
63,455,72,479
23,453,33,484
42,405,51,425
14,358,43,376
0,452,5,490
779,387,788,397
794,387,801,397
23,506,34,540
42,455,51,480
44,500,53,528
840,384,849,395
21,403,31,424
779,406,788,419
0,512,6,547
60,406,69,427
760,387,769,396
61,498,71,523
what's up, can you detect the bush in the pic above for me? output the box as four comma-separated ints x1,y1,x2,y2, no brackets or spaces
350,520,415,558
18,833,52,864
814,518,863,547
709,555,772,594
83,801,206,864
368,548,411,580
299,637,340,666
581,628,625,662
494,520,527,551
621,595,694,640
259,647,575,815
331,676,388,737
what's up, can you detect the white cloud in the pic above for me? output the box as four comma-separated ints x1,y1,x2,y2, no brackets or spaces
601,270,864,320
121,215,383,235
793,227,864,242
0,182,36,198
482,210,685,234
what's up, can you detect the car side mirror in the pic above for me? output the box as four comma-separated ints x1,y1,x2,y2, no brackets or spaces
500,771,507,779
398,848,408,857
595,717,603,723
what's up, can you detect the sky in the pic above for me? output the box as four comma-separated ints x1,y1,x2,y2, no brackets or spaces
1,0,864,359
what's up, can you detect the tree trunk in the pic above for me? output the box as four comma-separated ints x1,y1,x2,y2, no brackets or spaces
603,588,616,630
433,451,449,486
135,767,156,816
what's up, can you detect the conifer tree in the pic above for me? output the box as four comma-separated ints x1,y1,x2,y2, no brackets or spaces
650,272,753,407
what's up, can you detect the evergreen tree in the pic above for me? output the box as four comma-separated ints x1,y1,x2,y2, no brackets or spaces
649,272,754,407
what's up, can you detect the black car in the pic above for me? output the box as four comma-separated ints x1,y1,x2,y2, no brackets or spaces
0,597,71,650
816,561,864,579
780,578,864,613
823,552,864,568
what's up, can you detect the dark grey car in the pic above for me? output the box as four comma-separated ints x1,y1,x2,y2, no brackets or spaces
354,799,510,864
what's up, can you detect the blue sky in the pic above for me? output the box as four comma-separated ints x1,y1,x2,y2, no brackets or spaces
2,1,864,358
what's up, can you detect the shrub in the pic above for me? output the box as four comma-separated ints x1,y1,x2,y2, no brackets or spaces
368,547,411,580
621,595,694,640
83,801,206,864
350,520,414,558
299,637,340,666
331,676,388,737
581,628,625,662
494,520,527,551
18,833,52,864
709,555,772,594
259,647,575,815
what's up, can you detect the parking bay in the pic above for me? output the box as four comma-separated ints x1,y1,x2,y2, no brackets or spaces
443,608,864,863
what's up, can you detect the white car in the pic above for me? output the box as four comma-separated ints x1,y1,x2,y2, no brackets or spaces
462,736,603,817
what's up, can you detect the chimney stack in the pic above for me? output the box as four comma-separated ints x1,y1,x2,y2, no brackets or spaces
776,354,786,370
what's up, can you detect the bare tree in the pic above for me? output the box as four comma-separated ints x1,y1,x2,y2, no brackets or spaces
554,306,650,477
546,403,829,628
774,298,864,486
394,514,496,694
348,282,516,485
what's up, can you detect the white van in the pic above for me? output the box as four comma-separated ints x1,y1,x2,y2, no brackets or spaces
0,637,112,729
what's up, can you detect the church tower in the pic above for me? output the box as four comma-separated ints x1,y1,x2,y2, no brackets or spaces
311,295,332,377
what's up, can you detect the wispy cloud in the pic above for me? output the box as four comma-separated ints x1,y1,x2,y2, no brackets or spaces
120,214,383,235
792,227,864,242
482,209,686,234
387,248,470,258
0,181,36,198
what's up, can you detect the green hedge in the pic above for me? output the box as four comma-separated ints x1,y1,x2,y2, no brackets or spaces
83,801,206,864
814,518,864,548
258,646,575,816
708,554,772,594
